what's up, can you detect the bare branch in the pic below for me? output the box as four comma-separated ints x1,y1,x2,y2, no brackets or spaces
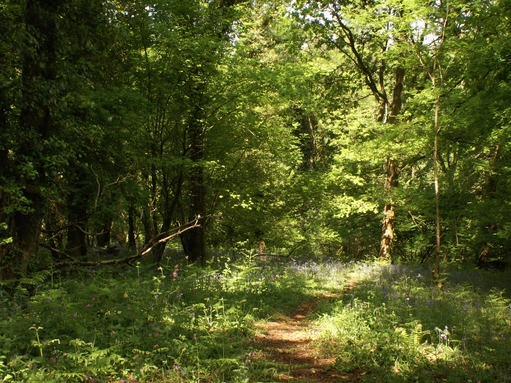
90,164,132,211
49,218,201,269
90,164,101,211
40,244,79,263
330,3,388,105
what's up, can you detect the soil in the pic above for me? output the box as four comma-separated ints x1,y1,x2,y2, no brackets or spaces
253,294,361,382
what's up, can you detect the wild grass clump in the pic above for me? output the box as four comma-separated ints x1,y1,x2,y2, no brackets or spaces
313,264,511,382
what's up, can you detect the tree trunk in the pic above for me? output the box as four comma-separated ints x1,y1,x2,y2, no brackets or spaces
66,166,89,259
183,171,206,264
141,205,154,245
380,205,395,260
182,147,206,264
180,224,205,264
96,221,112,248
180,91,206,264
141,172,154,245
66,215,87,259
152,171,183,264
0,0,62,281
378,65,406,260
0,54,14,280
433,96,442,278
152,216,171,264
380,158,400,260
128,202,137,251
389,67,405,121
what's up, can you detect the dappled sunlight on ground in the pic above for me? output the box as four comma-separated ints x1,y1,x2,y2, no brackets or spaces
252,295,360,382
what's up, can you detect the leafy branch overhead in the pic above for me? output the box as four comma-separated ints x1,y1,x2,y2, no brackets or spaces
0,0,510,281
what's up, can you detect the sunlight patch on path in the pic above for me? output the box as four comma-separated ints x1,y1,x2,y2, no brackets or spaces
253,294,358,382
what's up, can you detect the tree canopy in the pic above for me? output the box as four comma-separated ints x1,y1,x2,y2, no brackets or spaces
1,0,511,282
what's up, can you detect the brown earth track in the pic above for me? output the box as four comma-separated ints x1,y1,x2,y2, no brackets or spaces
253,294,361,382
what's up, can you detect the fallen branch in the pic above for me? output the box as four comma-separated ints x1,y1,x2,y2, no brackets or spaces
40,244,79,263
50,218,201,269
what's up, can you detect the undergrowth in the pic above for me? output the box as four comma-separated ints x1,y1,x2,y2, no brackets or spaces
312,263,511,382
0,256,509,383
0,254,348,383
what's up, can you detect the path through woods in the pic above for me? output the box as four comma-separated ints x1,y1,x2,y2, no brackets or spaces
253,294,361,382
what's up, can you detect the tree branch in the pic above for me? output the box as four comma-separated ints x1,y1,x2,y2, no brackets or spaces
49,218,201,269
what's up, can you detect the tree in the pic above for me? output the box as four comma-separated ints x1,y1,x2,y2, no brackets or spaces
0,0,65,281
292,0,421,259
122,0,259,263
1,0,137,278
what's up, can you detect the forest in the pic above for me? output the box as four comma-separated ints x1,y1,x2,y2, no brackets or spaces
0,0,510,382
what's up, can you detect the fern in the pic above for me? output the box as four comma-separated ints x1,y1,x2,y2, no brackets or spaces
19,270,52,289
56,371,87,380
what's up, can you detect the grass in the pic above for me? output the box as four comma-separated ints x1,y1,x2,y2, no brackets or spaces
0,255,510,382
312,263,511,382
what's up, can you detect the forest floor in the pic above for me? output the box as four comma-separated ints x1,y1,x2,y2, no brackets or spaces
253,292,361,382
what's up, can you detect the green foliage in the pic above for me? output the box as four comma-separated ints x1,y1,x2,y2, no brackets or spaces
0,259,510,382
0,223,12,247
0,256,345,382
313,264,511,382
2,0,510,273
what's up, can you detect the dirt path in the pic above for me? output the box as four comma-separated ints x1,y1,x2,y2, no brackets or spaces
253,294,358,382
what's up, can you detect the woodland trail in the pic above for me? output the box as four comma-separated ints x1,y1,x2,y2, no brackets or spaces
253,293,361,383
